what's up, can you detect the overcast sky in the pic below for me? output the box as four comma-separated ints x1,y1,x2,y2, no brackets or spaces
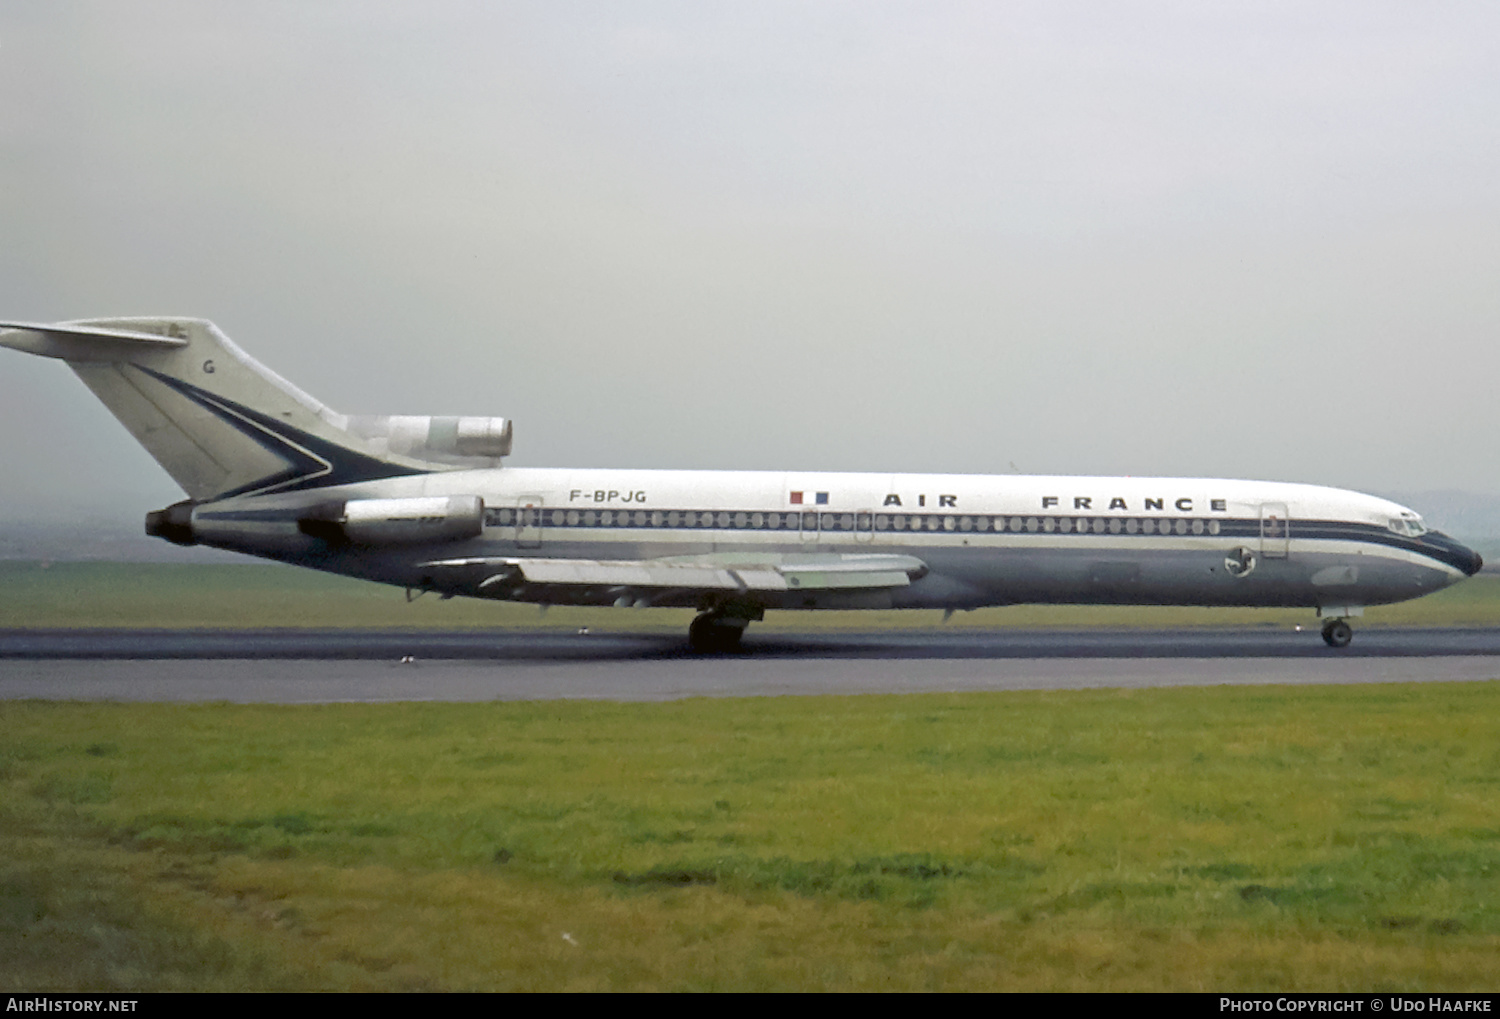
3,1,1499,521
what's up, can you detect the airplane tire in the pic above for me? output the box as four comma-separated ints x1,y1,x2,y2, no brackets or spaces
1322,620,1353,648
689,614,743,654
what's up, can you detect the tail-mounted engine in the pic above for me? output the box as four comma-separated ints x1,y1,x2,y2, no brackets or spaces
145,500,197,546
342,415,512,467
298,495,484,545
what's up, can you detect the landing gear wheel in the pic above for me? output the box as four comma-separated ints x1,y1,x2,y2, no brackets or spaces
689,613,744,654
1321,619,1353,648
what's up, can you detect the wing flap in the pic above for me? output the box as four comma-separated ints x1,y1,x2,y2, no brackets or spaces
781,568,914,590
421,552,926,595
501,558,779,591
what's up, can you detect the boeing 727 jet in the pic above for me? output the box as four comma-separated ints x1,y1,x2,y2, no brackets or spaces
1,318,1482,651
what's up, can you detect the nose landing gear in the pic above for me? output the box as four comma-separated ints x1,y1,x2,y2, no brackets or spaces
1321,619,1354,648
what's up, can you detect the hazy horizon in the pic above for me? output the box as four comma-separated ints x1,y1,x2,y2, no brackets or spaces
4,3,1499,521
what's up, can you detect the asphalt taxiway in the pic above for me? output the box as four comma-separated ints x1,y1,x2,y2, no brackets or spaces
1,627,1497,702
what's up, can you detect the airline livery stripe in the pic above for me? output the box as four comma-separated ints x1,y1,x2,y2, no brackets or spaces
194,507,1471,572
481,508,1468,571
135,367,422,496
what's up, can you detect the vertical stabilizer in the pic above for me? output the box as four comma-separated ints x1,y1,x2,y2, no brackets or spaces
0,318,421,500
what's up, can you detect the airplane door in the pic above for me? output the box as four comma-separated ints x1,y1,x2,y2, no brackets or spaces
516,496,544,549
1259,502,1289,559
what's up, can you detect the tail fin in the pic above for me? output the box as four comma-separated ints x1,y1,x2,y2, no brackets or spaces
0,317,423,501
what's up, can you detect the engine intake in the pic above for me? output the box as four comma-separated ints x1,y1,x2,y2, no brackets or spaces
343,415,512,466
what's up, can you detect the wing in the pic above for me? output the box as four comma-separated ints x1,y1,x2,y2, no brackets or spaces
418,551,929,607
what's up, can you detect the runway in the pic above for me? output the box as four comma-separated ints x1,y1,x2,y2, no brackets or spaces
6,626,1500,659
1,627,1498,702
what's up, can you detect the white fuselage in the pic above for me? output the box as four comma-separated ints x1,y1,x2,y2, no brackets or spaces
190,467,1481,614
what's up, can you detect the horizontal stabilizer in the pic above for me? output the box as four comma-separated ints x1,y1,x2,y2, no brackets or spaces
0,320,190,360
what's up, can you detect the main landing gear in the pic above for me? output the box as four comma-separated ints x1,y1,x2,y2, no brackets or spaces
1321,619,1354,648
688,601,764,654
689,612,746,654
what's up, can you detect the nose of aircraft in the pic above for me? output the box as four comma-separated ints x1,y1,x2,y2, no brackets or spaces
1463,546,1485,577
1426,531,1484,578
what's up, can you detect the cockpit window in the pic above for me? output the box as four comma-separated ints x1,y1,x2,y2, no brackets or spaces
1390,516,1427,537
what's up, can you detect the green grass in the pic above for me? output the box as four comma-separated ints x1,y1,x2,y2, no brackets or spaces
4,685,1500,990
2,561,1498,630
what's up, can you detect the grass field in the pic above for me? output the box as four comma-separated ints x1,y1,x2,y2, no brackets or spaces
4,684,1500,991
3,562,1499,990
3,560,1500,630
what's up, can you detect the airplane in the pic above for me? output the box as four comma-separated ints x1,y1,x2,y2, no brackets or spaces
0,317,1483,652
